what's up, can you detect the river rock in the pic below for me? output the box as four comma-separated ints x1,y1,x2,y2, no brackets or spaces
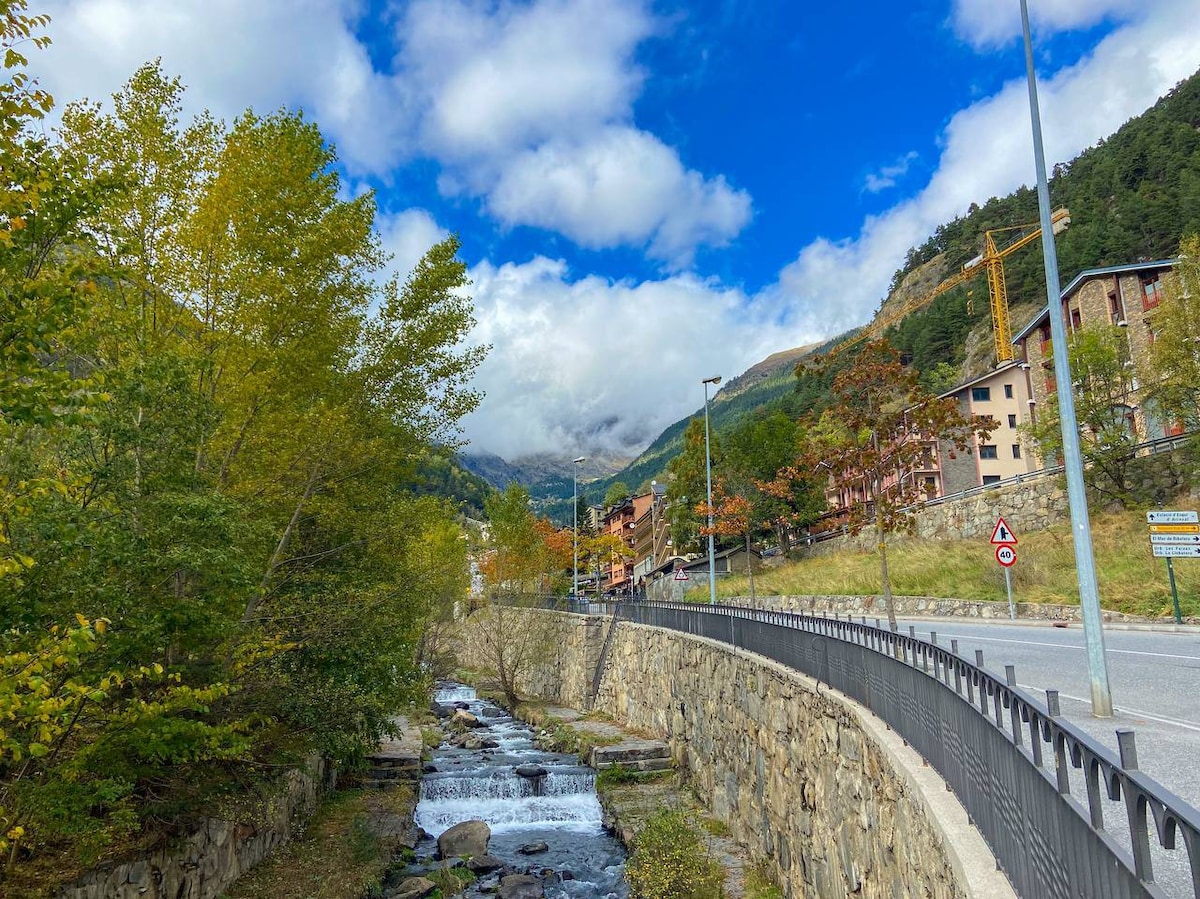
389,876,437,899
467,853,506,873
438,819,491,859
498,873,545,898
514,764,547,778
518,841,549,855
463,734,499,751
452,709,483,728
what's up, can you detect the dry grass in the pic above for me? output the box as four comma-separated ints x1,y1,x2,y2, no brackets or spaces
694,507,1199,618
220,786,415,899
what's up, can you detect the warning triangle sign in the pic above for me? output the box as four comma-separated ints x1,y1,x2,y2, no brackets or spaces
990,517,1017,545
673,569,689,580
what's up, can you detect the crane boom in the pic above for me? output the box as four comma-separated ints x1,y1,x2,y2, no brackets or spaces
825,207,1070,363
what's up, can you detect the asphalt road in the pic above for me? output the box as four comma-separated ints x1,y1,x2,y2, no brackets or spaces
898,617,1200,895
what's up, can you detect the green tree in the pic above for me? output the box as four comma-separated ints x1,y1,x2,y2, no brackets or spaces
1145,236,1200,431
793,341,992,630
666,419,718,553
603,481,630,508
1024,326,1143,502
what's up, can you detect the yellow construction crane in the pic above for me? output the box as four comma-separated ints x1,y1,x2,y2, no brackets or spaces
830,207,1071,363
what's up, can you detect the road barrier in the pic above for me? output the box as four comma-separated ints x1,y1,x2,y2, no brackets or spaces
535,596,1200,898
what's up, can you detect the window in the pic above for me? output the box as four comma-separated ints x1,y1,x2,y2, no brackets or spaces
1004,384,1014,399
1070,308,1082,330
1008,414,1017,428
1012,444,1022,459
1141,273,1163,310
982,475,1002,486
979,445,998,459
1039,324,1052,353
971,387,991,402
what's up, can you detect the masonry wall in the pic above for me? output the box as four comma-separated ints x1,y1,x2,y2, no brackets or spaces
459,609,984,899
56,758,332,899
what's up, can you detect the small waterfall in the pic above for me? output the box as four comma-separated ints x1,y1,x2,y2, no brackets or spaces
413,683,627,898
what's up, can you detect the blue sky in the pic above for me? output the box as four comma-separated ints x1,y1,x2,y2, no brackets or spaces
29,0,1200,460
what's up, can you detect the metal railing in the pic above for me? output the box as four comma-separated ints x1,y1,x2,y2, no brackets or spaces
540,597,1200,898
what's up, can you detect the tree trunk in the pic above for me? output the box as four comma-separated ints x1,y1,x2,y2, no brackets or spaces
241,463,320,624
745,532,756,605
873,453,897,632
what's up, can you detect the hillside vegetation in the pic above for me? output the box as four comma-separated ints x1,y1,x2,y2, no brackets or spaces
693,506,1199,619
601,67,1200,500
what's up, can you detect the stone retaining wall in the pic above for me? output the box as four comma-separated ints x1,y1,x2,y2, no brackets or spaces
720,593,1160,623
459,609,1005,899
799,441,1200,557
56,758,333,899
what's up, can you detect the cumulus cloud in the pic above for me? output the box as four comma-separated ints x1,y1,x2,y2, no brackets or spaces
377,208,449,282
950,0,1147,48
486,127,751,264
31,0,749,262
769,0,1200,343
459,257,785,459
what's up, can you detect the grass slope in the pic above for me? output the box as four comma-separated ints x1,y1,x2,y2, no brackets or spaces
694,508,1199,619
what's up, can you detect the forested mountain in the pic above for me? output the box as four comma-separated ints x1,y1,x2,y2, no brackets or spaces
596,66,1200,504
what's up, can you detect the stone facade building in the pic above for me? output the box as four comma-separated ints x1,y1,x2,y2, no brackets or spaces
1012,259,1180,458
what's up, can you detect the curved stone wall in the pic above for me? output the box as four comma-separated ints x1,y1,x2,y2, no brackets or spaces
460,608,1011,899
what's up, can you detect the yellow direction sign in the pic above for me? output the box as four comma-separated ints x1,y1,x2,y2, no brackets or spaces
1148,523,1200,534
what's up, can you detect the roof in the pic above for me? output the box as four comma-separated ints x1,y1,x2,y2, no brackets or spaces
938,361,1023,400
1011,259,1176,344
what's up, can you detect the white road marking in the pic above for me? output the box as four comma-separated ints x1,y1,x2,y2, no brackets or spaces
1018,685,1200,732
926,632,1200,662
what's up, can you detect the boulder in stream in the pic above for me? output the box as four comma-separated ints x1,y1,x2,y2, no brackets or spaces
451,709,484,729
437,819,491,859
388,876,437,899
514,764,547,779
517,840,549,855
498,873,545,898
466,853,506,873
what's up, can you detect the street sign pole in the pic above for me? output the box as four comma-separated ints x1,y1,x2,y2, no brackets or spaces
1005,567,1015,620
1166,558,1183,625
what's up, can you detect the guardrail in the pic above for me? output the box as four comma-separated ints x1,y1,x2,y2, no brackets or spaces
534,596,1200,898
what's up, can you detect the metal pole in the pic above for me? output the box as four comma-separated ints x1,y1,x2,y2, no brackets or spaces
1005,566,1015,620
573,456,585,598
1020,0,1113,716
702,376,721,605
1166,557,1182,625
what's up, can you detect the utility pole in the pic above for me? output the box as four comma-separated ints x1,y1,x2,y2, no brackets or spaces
702,376,721,605
573,456,586,598
1020,0,1113,716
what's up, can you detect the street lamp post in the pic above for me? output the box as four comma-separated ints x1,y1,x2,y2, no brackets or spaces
573,456,586,598
702,376,721,605
1020,0,1113,716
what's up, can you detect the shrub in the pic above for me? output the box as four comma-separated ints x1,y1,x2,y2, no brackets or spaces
625,808,723,899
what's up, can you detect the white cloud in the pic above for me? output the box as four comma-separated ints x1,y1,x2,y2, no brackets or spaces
770,0,1200,344
951,0,1146,48
486,127,751,265
459,257,787,459
31,0,747,261
863,151,919,194
377,208,449,282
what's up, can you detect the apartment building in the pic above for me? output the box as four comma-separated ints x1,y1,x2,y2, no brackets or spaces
938,362,1040,493
1012,260,1178,446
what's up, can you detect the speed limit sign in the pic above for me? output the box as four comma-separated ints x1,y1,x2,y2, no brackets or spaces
995,545,1017,567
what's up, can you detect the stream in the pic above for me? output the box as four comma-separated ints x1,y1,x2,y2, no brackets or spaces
413,683,629,898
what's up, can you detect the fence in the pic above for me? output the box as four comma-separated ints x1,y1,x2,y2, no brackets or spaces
538,596,1200,899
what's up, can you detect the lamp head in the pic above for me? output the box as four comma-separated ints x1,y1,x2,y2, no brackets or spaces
573,456,586,464
702,375,722,385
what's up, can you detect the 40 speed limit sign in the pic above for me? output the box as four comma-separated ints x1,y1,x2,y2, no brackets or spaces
995,545,1017,567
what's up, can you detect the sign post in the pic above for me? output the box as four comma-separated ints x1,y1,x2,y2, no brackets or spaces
991,518,1019,619
1147,510,1196,625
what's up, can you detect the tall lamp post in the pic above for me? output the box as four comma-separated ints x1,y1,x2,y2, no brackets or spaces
1020,0,1113,717
702,376,721,605
572,456,586,598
